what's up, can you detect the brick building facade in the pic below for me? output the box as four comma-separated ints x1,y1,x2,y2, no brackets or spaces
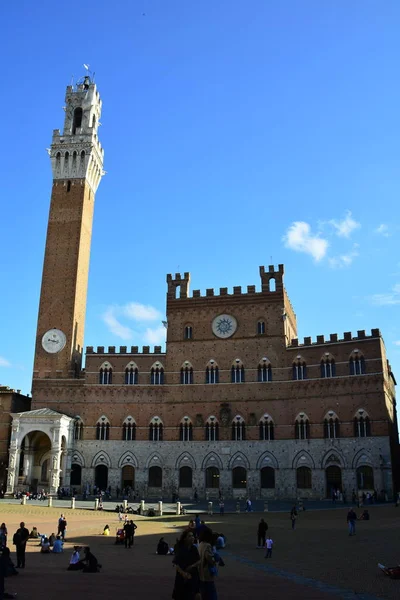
5,78,398,500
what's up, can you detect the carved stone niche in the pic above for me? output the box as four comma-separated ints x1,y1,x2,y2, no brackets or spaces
195,414,204,427
220,404,231,427
248,413,257,426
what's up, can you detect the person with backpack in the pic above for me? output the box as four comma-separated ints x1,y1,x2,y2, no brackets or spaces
13,521,29,568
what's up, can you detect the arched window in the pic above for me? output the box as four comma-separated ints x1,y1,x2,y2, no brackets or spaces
184,325,193,340
72,107,83,134
179,466,193,488
205,360,219,384
180,363,194,384
295,414,310,440
320,356,336,378
151,364,164,385
205,417,219,441
259,415,274,440
356,465,374,490
261,467,275,488
258,359,272,382
148,465,162,487
257,321,266,335
99,363,112,385
149,417,163,441
349,352,366,375
353,410,371,437
179,418,193,441
297,466,312,489
232,466,247,489
324,412,340,439
125,362,138,385
205,466,220,488
74,418,83,441
293,359,307,380
122,417,136,441
231,360,245,383
96,416,110,441
232,416,246,441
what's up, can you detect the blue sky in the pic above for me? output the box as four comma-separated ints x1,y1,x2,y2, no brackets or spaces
0,1,399,407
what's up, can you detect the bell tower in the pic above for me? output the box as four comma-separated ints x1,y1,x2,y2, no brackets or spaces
33,76,104,380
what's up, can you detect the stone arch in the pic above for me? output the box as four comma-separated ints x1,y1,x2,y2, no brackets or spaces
292,450,315,469
321,450,345,469
175,451,196,470
71,450,85,467
201,451,223,470
91,451,111,468
352,449,373,469
146,453,164,469
257,451,279,470
228,451,250,470
118,451,138,469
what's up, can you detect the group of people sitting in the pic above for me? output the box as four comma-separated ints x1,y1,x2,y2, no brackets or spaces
67,546,102,572
39,533,64,553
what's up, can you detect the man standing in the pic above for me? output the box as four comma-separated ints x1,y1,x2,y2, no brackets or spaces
13,521,29,568
347,507,357,536
58,514,67,540
257,518,268,548
290,505,298,530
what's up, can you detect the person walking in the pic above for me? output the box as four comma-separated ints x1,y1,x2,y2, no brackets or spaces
198,527,218,600
347,507,357,536
257,518,268,548
290,506,298,530
219,500,224,516
58,514,67,540
264,536,274,559
13,521,29,568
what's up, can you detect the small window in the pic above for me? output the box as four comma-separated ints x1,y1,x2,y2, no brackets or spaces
96,419,110,441
321,359,336,378
257,321,266,335
354,415,371,437
258,363,272,382
99,366,112,384
74,419,83,441
184,326,193,340
72,107,83,134
125,366,138,385
350,356,366,375
122,418,136,441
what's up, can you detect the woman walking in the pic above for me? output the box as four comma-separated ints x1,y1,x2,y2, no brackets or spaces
198,527,218,600
172,529,201,600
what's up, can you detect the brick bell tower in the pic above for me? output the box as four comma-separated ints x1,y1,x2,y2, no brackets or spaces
33,75,104,381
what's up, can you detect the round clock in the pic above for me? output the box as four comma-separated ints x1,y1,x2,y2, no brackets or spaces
212,314,237,339
41,329,67,354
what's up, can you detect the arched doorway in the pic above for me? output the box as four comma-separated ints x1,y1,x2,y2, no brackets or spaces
357,466,374,490
326,465,342,497
232,467,247,489
148,466,162,488
260,467,275,489
95,465,108,490
70,464,82,487
179,466,192,488
19,431,52,492
205,466,219,489
121,465,135,489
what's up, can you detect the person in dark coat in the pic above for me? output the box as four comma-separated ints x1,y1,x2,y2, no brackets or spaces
13,522,29,568
157,538,169,555
82,547,101,573
172,530,200,600
257,519,268,548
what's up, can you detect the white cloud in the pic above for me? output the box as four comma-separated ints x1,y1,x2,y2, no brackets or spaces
370,283,400,306
102,308,133,340
393,341,400,346
122,303,161,322
329,211,360,238
0,356,11,368
328,245,359,269
283,222,328,262
375,224,390,237
143,325,167,345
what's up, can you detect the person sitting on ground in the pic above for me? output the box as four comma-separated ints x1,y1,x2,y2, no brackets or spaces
52,535,64,553
82,547,101,573
157,537,169,555
40,537,51,554
102,525,110,536
48,533,56,547
67,546,84,571
30,527,39,539
360,509,370,521
1,547,18,576
216,533,226,549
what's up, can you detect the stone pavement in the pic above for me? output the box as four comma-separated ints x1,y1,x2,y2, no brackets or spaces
0,503,398,599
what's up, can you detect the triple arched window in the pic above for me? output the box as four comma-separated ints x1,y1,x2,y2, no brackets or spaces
259,415,274,440
99,363,112,384
205,361,219,384
180,418,193,441
149,417,163,441
122,417,136,441
231,360,245,383
151,364,164,385
324,412,340,438
205,417,219,441
293,359,307,381
125,363,138,384
180,363,194,384
232,416,246,441
74,418,83,441
96,416,110,441
349,351,366,375
354,410,371,437
295,414,310,440
321,356,336,378
258,359,272,382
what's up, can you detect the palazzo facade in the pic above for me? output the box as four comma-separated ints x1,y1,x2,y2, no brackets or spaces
6,78,398,500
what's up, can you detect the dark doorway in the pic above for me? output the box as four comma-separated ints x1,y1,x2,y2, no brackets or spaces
179,466,192,488
148,466,162,487
326,465,342,497
70,464,82,486
205,467,219,488
122,465,135,488
95,465,108,490
232,467,247,489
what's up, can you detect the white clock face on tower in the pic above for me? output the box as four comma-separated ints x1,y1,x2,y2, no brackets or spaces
41,329,67,354
212,314,237,339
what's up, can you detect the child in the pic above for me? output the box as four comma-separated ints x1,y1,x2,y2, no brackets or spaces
265,536,273,558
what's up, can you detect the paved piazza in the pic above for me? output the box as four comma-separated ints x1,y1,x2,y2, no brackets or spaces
0,503,399,599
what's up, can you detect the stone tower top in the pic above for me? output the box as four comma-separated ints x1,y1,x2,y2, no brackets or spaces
49,76,104,192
